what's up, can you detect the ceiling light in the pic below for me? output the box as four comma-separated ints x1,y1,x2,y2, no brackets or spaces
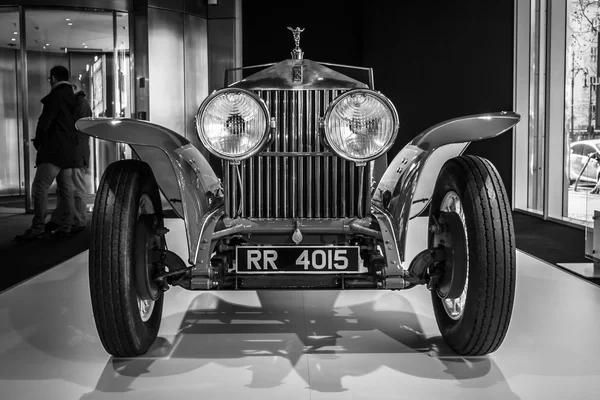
13,31,17,35
43,46,46,49
66,18,70,21
11,38,15,41
68,22,73,26
84,45,88,48
45,43,49,46
82,43,86,46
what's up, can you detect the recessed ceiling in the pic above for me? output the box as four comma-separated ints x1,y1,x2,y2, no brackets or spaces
0,9,128,52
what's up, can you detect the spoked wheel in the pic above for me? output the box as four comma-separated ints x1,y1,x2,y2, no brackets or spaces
429,155,515,356
89,160,165,357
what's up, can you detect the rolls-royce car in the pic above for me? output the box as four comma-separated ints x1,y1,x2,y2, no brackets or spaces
77,27,520,358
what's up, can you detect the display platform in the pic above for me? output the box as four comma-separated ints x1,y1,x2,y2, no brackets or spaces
1,228,600,399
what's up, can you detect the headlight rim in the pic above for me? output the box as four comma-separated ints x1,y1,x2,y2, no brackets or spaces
323,88,400,163
195,87,271,161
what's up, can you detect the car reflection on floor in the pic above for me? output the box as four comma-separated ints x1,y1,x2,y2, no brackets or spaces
80,290,516,397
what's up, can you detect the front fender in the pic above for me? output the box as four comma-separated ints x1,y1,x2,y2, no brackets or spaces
76,117,223,265
372,111,520,262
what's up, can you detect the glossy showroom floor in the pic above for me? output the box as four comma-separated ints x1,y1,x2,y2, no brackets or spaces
1,219,600,399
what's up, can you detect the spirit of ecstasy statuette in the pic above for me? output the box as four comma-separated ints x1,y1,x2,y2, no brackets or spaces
288,26,305,60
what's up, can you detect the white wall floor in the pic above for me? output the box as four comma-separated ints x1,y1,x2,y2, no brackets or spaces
1,228,600,399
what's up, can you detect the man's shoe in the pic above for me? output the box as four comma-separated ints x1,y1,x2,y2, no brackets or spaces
14,229,45,242
70,226,86,234
43,230,72,240
45,221,59,234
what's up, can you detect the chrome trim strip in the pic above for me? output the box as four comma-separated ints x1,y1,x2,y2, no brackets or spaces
241,160,246,216
213,216,379,239
264,90,271,218
283,91,289,218
231,162,237,217
298,90,305,217
341,160,347,217
274,91,280,217
324,90,330,218
315,91,322,217
192,206,226,266
364,163,372,217
371,204,404,275
258,152,334,157
291,91,298,218
224,160,231,215
331,92,338,217
350,163,355,217
307,91,313,218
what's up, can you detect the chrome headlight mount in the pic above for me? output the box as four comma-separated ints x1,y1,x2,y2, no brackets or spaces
323,89,399,164
195,88,271,162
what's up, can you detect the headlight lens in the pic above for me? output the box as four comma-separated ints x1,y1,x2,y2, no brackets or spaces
323,89,399,162
196,88,270,160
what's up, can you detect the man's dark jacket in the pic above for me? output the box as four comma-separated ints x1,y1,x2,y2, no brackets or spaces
74,90,93,167
32,82,83,168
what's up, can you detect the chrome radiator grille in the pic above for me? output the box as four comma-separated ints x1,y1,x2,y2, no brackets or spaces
223,89,371,219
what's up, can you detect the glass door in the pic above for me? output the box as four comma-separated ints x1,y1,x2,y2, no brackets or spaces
23,8,131,211
0,7,24,212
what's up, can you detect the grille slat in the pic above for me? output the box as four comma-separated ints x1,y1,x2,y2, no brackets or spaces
323,91,330,218
307,91,313,218
298,91,305,217
291,91,298,218
350,163,355,217
224,89,369,219
283,93,289,218
315,92,322,217
274,91,280,217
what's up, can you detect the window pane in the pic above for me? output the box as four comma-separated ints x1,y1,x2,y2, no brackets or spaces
565,0,600,223
24,9,128,202
0,8,22,207
528,0,546,212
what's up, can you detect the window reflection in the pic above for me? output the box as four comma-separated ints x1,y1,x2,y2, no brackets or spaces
23,9,130,204
566,0,600,223
0,8,22,205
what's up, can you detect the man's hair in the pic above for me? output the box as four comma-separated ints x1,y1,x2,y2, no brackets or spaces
50,65,69,82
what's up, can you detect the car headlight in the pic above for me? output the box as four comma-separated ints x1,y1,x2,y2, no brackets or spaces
196,88,270,161
323,89,399,163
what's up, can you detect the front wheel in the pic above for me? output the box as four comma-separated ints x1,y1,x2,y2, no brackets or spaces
89,159,165,357
429,155,515,356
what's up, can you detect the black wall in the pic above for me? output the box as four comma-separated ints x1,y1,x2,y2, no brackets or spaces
243,0,515,199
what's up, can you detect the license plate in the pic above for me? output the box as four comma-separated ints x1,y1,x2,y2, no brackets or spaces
236,246,360,274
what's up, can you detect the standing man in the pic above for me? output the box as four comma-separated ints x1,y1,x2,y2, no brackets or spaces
46,80,93,235
15,65,83,241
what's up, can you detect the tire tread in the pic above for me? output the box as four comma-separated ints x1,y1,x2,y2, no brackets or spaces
430,155,515,356
89,160,163,357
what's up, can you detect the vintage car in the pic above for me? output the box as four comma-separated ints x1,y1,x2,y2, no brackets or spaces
77,27,520,358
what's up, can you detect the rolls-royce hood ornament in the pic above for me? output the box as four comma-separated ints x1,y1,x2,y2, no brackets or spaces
227,26,368,90
288,26,305,59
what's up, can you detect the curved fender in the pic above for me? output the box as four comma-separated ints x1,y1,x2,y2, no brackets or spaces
372,111,520,263
76,117,223,265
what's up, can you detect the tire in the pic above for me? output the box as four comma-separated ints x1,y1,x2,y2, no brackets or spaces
89,159,164,357
429,155,515,356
